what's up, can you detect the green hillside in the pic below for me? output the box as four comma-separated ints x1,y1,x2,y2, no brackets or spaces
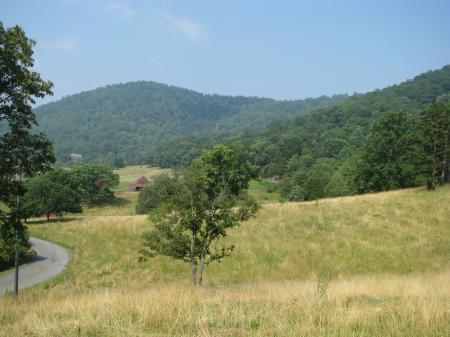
146,65,450,167
34,82,346,166
242,65,450,199
150,65,450,199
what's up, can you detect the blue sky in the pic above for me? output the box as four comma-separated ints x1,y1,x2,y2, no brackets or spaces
2,0,450,104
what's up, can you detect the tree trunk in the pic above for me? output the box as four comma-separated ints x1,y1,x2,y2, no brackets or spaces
46,212,50,221
197,254,207,286
430,141,438,189
190,232,198,286
444,133,449,184
191,260,197,287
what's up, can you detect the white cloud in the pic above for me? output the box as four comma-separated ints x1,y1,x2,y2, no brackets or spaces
105,2,136,18
161,12,205,41
47,39,78,51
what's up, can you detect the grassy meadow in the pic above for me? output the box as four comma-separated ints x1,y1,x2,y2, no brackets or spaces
1,166,449,336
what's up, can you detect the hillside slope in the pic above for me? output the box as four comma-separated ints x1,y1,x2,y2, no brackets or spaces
27,185,450,287
34,82,346,165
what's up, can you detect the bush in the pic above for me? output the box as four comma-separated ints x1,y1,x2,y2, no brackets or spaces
0,216,35,271
136,175,178,214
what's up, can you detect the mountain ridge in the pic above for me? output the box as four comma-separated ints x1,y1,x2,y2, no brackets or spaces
34,81,347,165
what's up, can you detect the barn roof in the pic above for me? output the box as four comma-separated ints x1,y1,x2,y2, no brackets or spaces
132,176,149,187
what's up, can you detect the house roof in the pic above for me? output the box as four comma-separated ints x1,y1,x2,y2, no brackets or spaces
132,176,149,187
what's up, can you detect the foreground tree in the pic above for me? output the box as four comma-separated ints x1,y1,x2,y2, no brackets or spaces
140,144,259,286
0,22,54,269
355,111,422,193
418,102,450,188
21,169,82,221
71,164,119,205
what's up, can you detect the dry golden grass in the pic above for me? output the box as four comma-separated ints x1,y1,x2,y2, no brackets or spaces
1,186,449,336
25,186,450,288
1,271,449,336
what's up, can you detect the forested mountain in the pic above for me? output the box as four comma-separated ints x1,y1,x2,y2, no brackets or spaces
151,66,450,166
34,81,346,166
148,65,450,199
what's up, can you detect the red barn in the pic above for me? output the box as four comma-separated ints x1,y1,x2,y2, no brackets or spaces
130,176,149,191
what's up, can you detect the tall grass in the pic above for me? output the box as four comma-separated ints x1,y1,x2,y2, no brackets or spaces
26,186,450,288
1,271,449,336
1,186,448,336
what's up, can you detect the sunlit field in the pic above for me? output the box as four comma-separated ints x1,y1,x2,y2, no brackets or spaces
2,272,449,337
25,186,450,288
1,167,449,336
113,165,172,192
80,166,171,216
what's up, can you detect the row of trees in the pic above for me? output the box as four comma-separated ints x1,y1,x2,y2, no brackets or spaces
259,100,449,201
277,102,449,201
19,165,119,221
356,103,450,193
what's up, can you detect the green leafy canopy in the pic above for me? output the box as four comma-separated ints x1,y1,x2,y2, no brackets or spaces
140,144,259,286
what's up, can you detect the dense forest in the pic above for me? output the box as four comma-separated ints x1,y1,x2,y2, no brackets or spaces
149,65,450,199
34,82,346,166
243,65,450,199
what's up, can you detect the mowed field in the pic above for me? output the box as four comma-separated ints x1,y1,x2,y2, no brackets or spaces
1,166,449,336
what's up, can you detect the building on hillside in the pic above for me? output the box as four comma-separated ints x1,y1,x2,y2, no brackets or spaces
70,153,82,162
130,176,149,191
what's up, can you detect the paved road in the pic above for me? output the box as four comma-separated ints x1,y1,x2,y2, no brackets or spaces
0,237,70,295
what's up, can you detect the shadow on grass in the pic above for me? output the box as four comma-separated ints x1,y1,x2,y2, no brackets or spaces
87,196,132,208
26,217,79,225
110,197,131,207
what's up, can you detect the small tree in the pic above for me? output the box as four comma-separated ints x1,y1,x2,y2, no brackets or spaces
21,169,82,221
140,144,259,286
71,164,119,205
418,102,450,188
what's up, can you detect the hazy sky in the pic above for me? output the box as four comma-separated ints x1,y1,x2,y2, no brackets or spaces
2,0,450,104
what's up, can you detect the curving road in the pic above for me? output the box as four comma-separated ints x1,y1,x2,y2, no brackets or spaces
0,237,70,295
